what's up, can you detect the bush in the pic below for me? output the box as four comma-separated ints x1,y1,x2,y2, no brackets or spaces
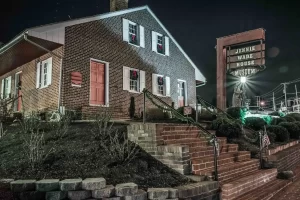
269,111,281,117
271,117,287,125
267,131,276,143
245,117,266,131
216,123,242,139
283,116,296,122
226,107,241,119
211,116,231,130
266,125,290,142
278,122,300,139
286,113,300,121
293,121,300,129
146,108,166,121
129,96,135,119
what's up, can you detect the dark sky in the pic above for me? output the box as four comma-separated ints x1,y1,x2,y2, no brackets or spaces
1,0,300,103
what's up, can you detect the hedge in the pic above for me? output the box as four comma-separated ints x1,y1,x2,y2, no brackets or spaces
216,123,242,139
245,117,266,131
278,122,300,139
286,113,300,121
211,116,231,130
266,125,290,142
283,116,296,122
226,107,241,119
271,117,287,125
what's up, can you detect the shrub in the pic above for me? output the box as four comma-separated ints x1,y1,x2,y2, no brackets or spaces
286,113,300,121
278,122,300,139
245,117,266,131
266,125,289,142
146,108,166,121
129,96,135,119
271,117,287,125
283,116,296,122
211,116,231,130
216,123,242,139
226,107,241,119
267,131,276,143
293,121,300,129
198,108,217,121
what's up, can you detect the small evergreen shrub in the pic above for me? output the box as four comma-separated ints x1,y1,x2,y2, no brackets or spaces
271,117,287,125
278,122,300,139
269,111,281,116
267,131,276,143
226,107,241,119
216,123,242,139
266,125,289,142
211,116,231,130
129,96,135,119
293,121,300,129
286,113,300,121
283,116,296,122
245,117,266,131
146,108,165,121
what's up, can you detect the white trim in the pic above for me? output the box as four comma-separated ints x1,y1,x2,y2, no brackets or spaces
90,58,109,107
15,71,22,75
177,79,188,106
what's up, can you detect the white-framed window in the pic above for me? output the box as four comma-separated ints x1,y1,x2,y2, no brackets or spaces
123,66,145,93
123,18,145,48
1,76,11,99
152,74,170,97
36,57,52,89
152,31,170,56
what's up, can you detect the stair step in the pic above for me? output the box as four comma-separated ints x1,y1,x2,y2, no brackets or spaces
221,168,278,200
192,151,251,171
193,159,260,182
233,178,291,200
189,144,238,159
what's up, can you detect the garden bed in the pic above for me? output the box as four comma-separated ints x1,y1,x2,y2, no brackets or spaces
0,122,192,190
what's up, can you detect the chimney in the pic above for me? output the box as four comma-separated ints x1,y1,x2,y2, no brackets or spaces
110,0,129,12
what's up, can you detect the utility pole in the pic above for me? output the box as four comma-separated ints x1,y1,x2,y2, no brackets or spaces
283,83,287,109
273,92,276,111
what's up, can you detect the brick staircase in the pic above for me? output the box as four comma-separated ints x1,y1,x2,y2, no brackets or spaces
127,123,283,200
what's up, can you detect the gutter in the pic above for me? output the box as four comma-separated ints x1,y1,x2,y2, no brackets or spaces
0,32,26,55
196,81,207,87
23,34,63,112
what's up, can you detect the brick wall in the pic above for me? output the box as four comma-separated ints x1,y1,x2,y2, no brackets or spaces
62,9,196,119
0,47,63,113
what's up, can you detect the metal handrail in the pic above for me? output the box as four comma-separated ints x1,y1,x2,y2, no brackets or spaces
142,89,220,181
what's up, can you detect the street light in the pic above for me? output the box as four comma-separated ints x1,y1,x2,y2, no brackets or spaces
240,76,247,83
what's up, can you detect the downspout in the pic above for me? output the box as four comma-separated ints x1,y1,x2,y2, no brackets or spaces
23,34,64,112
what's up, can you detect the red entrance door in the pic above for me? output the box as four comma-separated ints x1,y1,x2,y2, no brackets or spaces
90,61,105,105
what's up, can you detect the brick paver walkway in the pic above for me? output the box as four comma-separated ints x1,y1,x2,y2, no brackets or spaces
270,177,300,200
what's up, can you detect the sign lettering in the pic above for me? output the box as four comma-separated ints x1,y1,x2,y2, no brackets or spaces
236,60,255,67
235,46,256,54
237,54,253,60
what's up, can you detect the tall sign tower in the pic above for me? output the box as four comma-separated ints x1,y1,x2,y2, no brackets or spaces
216,28,266,110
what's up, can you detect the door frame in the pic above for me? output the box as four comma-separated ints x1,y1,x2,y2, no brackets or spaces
89,58,109,107
14,71,22,112
177,79,187,107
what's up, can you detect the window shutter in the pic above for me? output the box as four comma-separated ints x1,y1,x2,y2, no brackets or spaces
165,76,171,96
47,57,53,86
139,25,145,48
1,79,4,99
123,66,130,91
165,36,170,56
152,74,158,95
152,31,157,52
139,70,145,92
7,76,11,98
183,82,187,106
36,62,40,88
123,18,129,42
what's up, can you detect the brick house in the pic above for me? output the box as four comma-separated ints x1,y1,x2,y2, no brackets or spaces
0,0,206,119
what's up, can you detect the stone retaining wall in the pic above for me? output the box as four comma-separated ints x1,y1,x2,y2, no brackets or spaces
1,178,219,200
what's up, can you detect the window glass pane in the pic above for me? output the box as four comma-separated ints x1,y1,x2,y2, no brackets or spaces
157,35,164,54
129,23,138,45
43,63,48,87
129,70,139,92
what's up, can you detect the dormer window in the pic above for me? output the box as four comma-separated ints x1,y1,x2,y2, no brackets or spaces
123,19,145,48
152,31,169,56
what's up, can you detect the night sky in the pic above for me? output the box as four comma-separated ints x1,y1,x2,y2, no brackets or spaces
1,0,300,104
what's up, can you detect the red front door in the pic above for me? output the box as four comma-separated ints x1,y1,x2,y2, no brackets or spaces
90,61,105,105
